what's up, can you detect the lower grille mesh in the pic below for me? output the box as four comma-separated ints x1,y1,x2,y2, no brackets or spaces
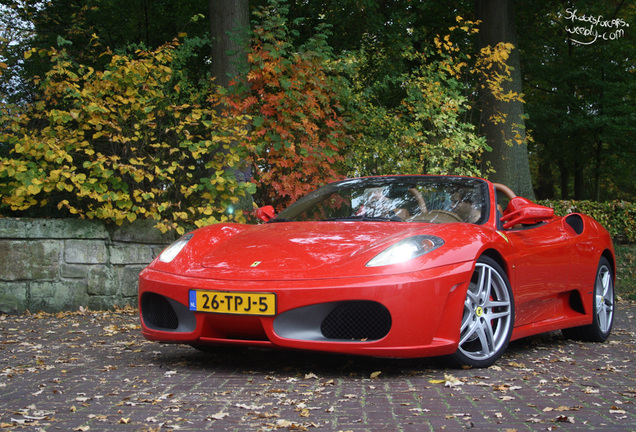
142,293,179,330
321,301,391,340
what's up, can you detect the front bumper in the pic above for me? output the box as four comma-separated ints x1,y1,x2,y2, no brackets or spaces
138,261,474,358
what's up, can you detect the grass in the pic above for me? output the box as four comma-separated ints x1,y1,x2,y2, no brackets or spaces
615,243,636,301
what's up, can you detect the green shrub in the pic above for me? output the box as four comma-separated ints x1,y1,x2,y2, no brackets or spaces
0,40,255,234
539,200,635,244
614,244,636,300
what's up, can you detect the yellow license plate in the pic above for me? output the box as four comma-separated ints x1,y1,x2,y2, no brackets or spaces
189,290,276,316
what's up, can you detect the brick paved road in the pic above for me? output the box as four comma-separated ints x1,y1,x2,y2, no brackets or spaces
1,304,634,431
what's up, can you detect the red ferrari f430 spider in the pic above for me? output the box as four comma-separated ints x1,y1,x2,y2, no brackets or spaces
139,175,615,367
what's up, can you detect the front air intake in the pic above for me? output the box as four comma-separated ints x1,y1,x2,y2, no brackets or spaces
142,293,179,330
320,301,391,341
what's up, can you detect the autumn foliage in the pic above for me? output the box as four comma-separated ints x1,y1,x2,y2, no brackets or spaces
223,4,348,210
344,17,521,178
0,41,254,234
0,4,524,232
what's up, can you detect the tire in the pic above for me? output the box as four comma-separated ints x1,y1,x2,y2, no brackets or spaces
450,256,515,368
562,256,614,342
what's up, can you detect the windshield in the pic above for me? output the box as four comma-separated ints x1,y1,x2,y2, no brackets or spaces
274,176,489,224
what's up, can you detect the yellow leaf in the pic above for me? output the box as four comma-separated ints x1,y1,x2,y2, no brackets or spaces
27,184,41,194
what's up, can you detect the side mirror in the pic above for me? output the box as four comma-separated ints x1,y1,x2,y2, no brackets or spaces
500,197,554,229
255,205,276,222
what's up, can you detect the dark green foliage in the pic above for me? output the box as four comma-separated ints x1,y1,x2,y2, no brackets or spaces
518,1,635,202
614,244,636,300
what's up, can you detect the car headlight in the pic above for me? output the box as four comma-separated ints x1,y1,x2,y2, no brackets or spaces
366,235,444,267
159,234,194,263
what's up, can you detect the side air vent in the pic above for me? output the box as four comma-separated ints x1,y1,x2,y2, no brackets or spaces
565,214,584,235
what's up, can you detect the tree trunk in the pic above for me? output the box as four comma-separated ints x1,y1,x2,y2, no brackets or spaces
574,161,585,200
535,159,555,199
558,159,569,200
475,0,535,199
209,0,250,88
209,0,252,208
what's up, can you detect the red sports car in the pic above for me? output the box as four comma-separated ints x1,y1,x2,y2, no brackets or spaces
138,175,616,367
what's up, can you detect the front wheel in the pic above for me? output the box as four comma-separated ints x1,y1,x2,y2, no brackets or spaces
562,256,614,342
450,256,515,368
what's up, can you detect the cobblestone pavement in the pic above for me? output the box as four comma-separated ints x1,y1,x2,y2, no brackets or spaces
1,303,634,432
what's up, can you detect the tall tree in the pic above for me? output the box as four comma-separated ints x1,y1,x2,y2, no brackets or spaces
475,0,535,198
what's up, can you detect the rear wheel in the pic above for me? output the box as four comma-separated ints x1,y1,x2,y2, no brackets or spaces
450,256,514,368
562,256,614,342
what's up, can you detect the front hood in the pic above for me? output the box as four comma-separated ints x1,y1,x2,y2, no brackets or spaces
200,222,421,274
158,221,488,281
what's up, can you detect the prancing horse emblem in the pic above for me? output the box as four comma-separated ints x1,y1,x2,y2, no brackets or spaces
250,261,262,267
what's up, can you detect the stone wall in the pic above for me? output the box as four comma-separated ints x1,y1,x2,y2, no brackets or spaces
0,218,176,314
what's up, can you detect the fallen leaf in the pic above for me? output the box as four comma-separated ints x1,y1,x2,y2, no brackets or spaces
208,411,228,420
444,374,464,387
253,412,279,419
370,371,381,379
235,403,264,410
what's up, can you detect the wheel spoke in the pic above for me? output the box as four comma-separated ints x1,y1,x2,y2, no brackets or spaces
486,309,510,321
597,299,609,332
484,299,510,309
475,318,495,354
460,308,473,334
466,288,479,305
477,267,492,304
459,319,478,345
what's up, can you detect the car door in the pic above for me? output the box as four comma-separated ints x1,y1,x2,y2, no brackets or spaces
505,221,574,327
